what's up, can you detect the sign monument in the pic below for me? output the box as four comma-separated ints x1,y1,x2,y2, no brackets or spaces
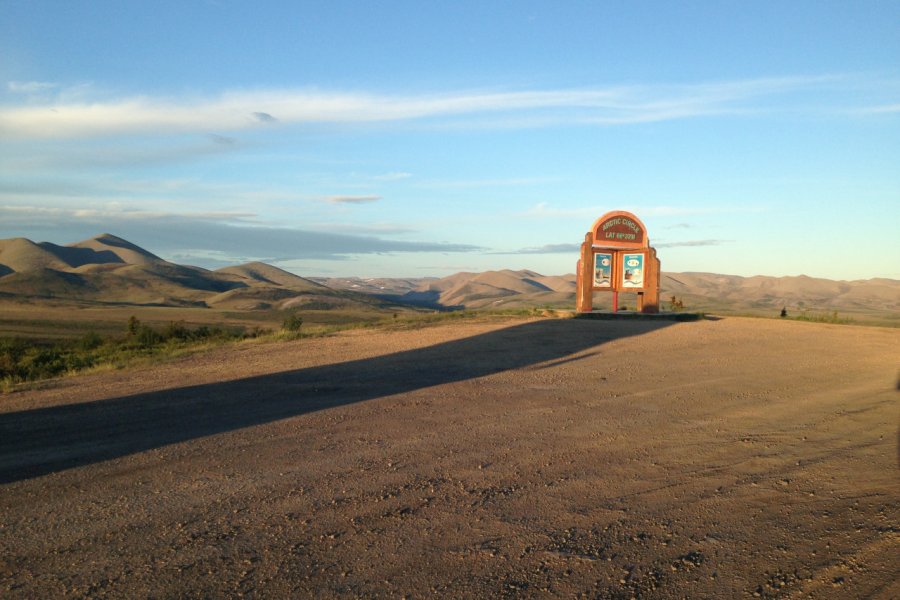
576,210,661,313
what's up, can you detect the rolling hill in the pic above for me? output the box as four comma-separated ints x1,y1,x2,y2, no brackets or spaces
0,234,393,312
322,269,899,322
1,234,897,323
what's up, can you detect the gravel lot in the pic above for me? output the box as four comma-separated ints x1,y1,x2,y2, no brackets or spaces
1,316,898,598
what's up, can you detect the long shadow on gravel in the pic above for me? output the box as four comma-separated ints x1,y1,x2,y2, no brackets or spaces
0,319,674,483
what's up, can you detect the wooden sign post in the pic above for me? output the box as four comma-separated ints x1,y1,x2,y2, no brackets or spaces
576,210,660,314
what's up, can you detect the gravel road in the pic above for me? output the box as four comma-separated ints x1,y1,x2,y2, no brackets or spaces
1,316,898,598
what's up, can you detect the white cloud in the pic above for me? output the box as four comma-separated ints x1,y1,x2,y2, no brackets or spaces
855,103,900,114
518,203,767,219
0,75,858,139
373,172,413,181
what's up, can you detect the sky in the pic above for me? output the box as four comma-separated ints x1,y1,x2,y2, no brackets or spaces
1,1,898,280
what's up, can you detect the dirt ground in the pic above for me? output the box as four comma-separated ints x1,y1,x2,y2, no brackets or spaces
0,316,897,599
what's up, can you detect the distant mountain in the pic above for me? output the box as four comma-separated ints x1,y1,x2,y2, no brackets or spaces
0,234,392,311
308,276,430,297
2,235,896,321
322,269,899,321
660,272,900,316
69,233,163,265
0,233,161,273
216,262,324,290
408,269,574,309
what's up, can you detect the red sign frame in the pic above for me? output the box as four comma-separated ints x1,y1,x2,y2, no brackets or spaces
591,211,648,248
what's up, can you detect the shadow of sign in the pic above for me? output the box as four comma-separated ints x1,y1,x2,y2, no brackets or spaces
0,319,675,483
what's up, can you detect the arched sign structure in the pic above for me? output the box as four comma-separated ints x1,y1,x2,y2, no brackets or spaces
576,210,661,313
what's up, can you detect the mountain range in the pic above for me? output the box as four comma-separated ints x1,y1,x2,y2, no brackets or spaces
0,234,381,311
1,234,897,321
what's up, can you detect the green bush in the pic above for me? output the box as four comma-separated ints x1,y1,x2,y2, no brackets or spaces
1,317,254,390
79,331,104,351
282,312,303,332
165,320,191,341
136,325,164,348
19,348,67,380
127,315,140,336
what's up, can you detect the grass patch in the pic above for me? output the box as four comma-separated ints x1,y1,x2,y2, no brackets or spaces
366,307,568,332
0,308,566,392
0,317,264,392
791,311,853,325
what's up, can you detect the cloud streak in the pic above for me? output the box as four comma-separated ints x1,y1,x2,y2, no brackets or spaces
519,203,767,219
373,172,413,181
655,239,728,248
0,205,482,266
8,81,58,94
0,75,857,139
510,243,581,254
326,195,382,204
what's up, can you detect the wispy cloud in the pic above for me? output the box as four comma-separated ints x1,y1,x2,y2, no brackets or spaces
493,238,727,254
373,172,413,181
0,75,861,139
510,243,581,254
854,102,900,114
517,203,599,219
8,81,58,94
0,205,481,266
325,195,382,204
0,136,244,171
307,222,416,235
655,239,728,248
207,133,238,145
418,177,556,189
519,203,767,219
0,204,256,223
252,111,277,122
0,174,316,209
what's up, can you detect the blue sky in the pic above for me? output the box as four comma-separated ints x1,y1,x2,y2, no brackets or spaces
1,1,898,279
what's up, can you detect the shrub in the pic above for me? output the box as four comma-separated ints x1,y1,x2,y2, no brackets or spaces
127,315,140,336
165,320,191,341
282,312,303,332
1,317,253,390
19,348,67,380
79,331,104,351
136,325,164,348
0,338,26,379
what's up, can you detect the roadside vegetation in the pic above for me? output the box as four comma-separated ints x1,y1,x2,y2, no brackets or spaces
1,304,877,392
790,310,854,325
1,317,253,391
0,309,559,392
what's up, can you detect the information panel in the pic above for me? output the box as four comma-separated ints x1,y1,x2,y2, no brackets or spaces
621,252,645,289
593,252,612,288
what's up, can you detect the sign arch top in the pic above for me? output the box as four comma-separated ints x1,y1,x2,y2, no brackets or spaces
591,210,649,249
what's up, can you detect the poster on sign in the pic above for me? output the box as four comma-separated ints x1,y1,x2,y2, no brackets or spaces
593,252,612,287
622,253,644,288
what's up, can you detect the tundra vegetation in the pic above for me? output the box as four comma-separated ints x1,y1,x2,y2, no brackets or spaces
0,309,548,391
0,317,250,390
